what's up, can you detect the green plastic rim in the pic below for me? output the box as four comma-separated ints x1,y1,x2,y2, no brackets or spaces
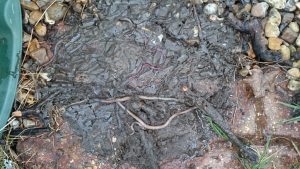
0,0,22,135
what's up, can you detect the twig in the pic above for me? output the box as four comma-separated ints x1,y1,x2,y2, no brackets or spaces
0,117,16,132
101,96,132,103
100,95,179,104
137,95,179,102
116,102,197,130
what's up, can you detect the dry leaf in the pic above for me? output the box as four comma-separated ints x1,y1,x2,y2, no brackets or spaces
243,67,280,98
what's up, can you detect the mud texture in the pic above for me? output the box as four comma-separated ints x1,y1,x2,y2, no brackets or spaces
20,1,253,168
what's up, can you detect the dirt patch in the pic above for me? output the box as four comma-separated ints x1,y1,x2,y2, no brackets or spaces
15,0,300,168
18,0,243,168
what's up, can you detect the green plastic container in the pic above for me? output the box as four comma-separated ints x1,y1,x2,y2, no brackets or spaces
0,0,22,134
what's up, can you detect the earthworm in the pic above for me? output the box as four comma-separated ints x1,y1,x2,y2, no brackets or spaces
117,101,197,130
39,39,64,68
137,95,179,102
118,17,135,26
129,63,160,79
68,43,83,54
65,33,81,48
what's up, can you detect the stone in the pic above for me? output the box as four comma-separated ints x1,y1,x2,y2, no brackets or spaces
29,10,43,25
76,0,88,3
284,0,298,11
28,38,40,53
23,119,36,128
47,2,67,21
35,23,47,37
12,111,22,117
264,0,286,9
23,10,29,24
193,0,203,4
288,22,299,32
23,32,31,43
268,8,281,26
239,66,251,77
11,119,20,130
296,35,300,46
268,37,283,50
280,27,298,43
287,68,300,79
217,4,225,15
21,0,39,11
281,12,294,24
293,60,300,68
288,80,300,91
251,2,269,17
29,48,49,65
280,45,291,60
36,0,51,8
297,2,300,9
72,3,83,13
232,4,240,14
289,45,297,55
203,3,218,15
265,22,280,37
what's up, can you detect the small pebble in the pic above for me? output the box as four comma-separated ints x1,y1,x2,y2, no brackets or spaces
204,3,218,15
289,45,297,55
285,0,297,11
281,12,294,24
264,0,286,9
29,10,43,25
35,23,47,37
251,2,269,17
194,0,204,4
23,11,29,24
217,4,225,15
280,27,298,44
239,67,250,77
296,2,300,9
23,32,31,43
288,22,299,32
12,111,22,117
288,80,300,91
265,22,280,37
236,4,252,20
293,60,300,68
280,45,291,60
47,2,67,21
76,0,88,3
296,35,300,47
268,8,281,26
28,38,40,53
177,54,188,63
287,68,300,79
284,0,298,12
23,119,36,128
268,37,283,50
29,48,49,65
73,3,83,13
36,0,51,8
21,0,39,11
11,120,20,130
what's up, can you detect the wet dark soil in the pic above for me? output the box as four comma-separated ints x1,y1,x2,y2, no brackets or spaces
36,0,247,168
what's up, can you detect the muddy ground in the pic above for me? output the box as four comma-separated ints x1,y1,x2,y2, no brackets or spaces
15,0,300,169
